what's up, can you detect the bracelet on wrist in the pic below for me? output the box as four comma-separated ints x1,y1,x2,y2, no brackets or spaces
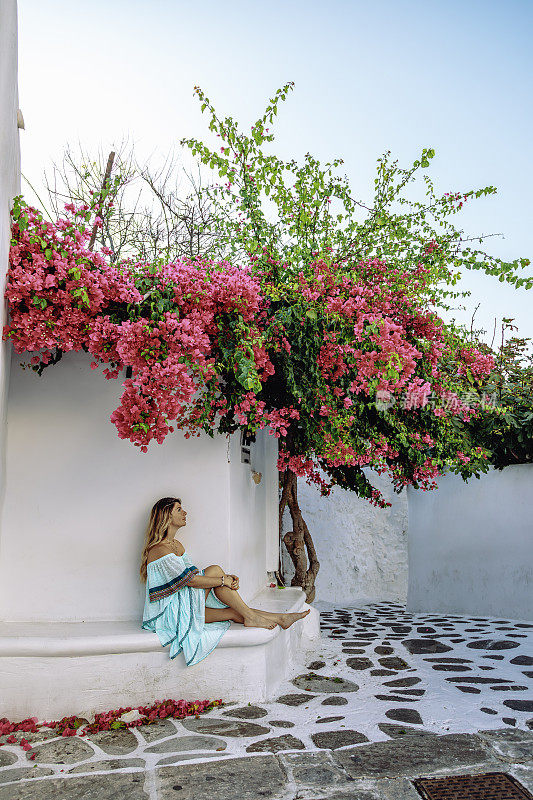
220,575,225,587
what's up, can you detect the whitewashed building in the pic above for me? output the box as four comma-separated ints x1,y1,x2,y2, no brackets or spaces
0,2,318,721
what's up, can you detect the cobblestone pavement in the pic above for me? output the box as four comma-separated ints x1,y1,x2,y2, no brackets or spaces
1,601,532,798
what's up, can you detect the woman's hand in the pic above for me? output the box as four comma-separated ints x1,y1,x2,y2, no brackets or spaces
226,574,239,590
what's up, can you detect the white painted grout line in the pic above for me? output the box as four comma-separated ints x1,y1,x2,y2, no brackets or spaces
142,767,159,800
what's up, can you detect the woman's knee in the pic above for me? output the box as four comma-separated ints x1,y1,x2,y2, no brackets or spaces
204,564,224,577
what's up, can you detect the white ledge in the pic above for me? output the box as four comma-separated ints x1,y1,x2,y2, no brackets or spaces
0,586,306,657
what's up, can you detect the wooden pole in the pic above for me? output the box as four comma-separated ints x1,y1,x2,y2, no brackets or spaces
88,150,115,252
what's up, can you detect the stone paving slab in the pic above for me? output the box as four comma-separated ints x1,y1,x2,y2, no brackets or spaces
26,737,95,764
310,730,369,750
138,718,178,742
285,777,421,800
0,772,147,799
0,766,54,785
332,733,500,778
293,674,359,693
246,734,305,753
377,724,438,739
68,757,145,773
478,727,533,743
155,755,286,800
156,752,226,765
279,750,356,793
509,765,533,793
223,705,269,719
482,737,533,764
0,726,59,746
86,727,139,754
277,693,317,706
0,751,15,767
181,717,271,737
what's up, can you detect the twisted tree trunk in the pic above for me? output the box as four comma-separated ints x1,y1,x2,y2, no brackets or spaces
278,469,320,602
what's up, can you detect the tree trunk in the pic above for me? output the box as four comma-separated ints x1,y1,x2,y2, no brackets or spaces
279,469,320,602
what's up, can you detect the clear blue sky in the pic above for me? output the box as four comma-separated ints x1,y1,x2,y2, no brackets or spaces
17,0,533,346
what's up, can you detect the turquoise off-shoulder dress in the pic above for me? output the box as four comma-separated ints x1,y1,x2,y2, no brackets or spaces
142,551,231,666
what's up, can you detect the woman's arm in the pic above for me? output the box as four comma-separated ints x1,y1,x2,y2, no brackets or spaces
188,573,228,589
146,545,230,591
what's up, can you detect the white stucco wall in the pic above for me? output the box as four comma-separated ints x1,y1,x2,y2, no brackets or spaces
407,464,533,620
0,0,20,521
282,469,408,605
228,427,279,595
0,349,276,622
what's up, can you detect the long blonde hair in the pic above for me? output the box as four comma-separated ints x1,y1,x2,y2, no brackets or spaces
140,496,181,582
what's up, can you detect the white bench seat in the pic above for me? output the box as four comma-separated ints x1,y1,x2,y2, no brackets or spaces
0,587,320,720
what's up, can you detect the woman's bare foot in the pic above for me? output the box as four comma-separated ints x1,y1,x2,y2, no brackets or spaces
243,613,278,630
277,609,311,629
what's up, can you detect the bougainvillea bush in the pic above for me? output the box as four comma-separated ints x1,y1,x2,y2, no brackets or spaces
5,192,503,598
176,81,530,596
5,198,272,451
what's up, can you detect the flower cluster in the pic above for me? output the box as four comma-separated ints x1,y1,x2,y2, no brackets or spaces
0,697,223,759
260,254,494,499
6,202,141,362
456,347,495,381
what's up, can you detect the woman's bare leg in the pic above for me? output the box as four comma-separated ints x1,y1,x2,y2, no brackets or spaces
204,603,309,629
205,607,244,624
212,587,278,629
202,565,276,629
249,607,311,630
202,566,310,629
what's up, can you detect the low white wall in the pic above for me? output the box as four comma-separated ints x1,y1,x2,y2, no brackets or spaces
282,469,408,605
407,464,533,620
0,349,273,622
0,588,318,719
